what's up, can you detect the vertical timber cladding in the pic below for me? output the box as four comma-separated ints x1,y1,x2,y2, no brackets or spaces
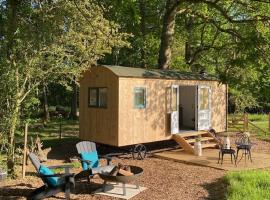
118,77,227,146
79,67,119,146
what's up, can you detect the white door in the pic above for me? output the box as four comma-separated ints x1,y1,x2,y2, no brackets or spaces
195,85,211,130
171,85,179,134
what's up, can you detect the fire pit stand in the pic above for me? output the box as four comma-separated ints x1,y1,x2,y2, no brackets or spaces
99,165,143,196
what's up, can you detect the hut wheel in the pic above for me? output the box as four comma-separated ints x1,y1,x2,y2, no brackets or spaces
132,144,147,160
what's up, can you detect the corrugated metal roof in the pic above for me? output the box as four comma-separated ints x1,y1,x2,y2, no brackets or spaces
102,65,218,81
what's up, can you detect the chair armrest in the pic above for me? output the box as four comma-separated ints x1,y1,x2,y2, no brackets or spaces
75,156,91,164
40,173,74,178
40,173,75,187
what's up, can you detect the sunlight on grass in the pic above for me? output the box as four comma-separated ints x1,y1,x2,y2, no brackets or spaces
225,170,270,200
228,114,269,140
11,118,79,148
248,114,268,122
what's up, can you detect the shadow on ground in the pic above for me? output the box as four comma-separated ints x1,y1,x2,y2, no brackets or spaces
46,138,180,161
0,181,105,199
202,177,227,200
0,183,33,199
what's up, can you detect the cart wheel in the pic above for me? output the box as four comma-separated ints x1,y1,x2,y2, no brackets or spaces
132,144,147,160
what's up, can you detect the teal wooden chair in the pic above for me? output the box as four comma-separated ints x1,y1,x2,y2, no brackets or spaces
28,153,75,200
75,141,114,182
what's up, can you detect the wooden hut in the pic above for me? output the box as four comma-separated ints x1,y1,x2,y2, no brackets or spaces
79,65,227,154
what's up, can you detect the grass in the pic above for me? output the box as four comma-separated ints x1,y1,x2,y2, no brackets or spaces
228,113,269,140
13,117,79,148
0,117,79,176
248,114,269,122
225,170,270,200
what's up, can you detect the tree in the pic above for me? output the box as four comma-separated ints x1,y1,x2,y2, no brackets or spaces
158,0,179,69
93,0,270,111
158,0,270,70
0,0,129,176
99,0,163,67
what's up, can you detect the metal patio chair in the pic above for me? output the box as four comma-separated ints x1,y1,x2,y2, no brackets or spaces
209,129,237,166
235,132,253,163
28,153,75,200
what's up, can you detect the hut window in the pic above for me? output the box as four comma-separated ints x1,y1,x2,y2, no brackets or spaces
134,87,146,109
99,88,107,107
88,87,107,108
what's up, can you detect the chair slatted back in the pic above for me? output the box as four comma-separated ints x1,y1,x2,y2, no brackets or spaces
76,141,97,154
235,132,251,145
29,152,41,172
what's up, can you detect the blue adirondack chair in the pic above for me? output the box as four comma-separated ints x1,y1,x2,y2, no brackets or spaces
28,153,75,200
75,141,115,181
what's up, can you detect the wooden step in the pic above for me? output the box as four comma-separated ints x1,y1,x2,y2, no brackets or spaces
172,131,219,155
172,135,194,154
177,131,208,138
201,143,217,148
186,137,214,144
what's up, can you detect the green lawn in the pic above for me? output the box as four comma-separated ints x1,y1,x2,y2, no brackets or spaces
225,170,270,200
14,118,80,148
0,118,79,174
228,114,269,140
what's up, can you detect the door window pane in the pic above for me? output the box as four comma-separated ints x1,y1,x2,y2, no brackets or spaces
171,88,178,111
99,88,107,107
134,87,146,109
199,88,209,110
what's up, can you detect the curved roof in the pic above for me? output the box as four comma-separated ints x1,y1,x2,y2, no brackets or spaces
102,65,218,81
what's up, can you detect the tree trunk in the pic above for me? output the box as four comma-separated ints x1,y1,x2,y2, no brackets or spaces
158,0,179,69
7,98,20,177
6,0,19,177
185,16,194,66
43,85,50,123
70,78,78,120
138,0,146,68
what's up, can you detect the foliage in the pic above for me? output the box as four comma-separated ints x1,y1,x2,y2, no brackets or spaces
0,0,129,175
99,0,163,67
99,0,270,111
225,170,270,200
229,88,259,113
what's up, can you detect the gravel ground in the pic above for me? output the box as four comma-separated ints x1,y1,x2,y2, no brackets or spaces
0,157,226,200
1,135,269,200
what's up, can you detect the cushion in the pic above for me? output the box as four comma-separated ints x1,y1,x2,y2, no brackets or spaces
81,151,99,170
39,165,59,187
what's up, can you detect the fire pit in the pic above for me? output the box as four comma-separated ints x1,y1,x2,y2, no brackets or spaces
99,165,143,196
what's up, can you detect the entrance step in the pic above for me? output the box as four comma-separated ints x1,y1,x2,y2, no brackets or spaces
172,130,219,155
179,131,209,138
201,143,218,148
186,137,214,144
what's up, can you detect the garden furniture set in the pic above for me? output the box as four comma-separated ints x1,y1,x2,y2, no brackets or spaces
28,141,143,200
215,131,253,166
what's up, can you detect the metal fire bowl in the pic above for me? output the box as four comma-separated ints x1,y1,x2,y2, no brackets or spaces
99,165,143,183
